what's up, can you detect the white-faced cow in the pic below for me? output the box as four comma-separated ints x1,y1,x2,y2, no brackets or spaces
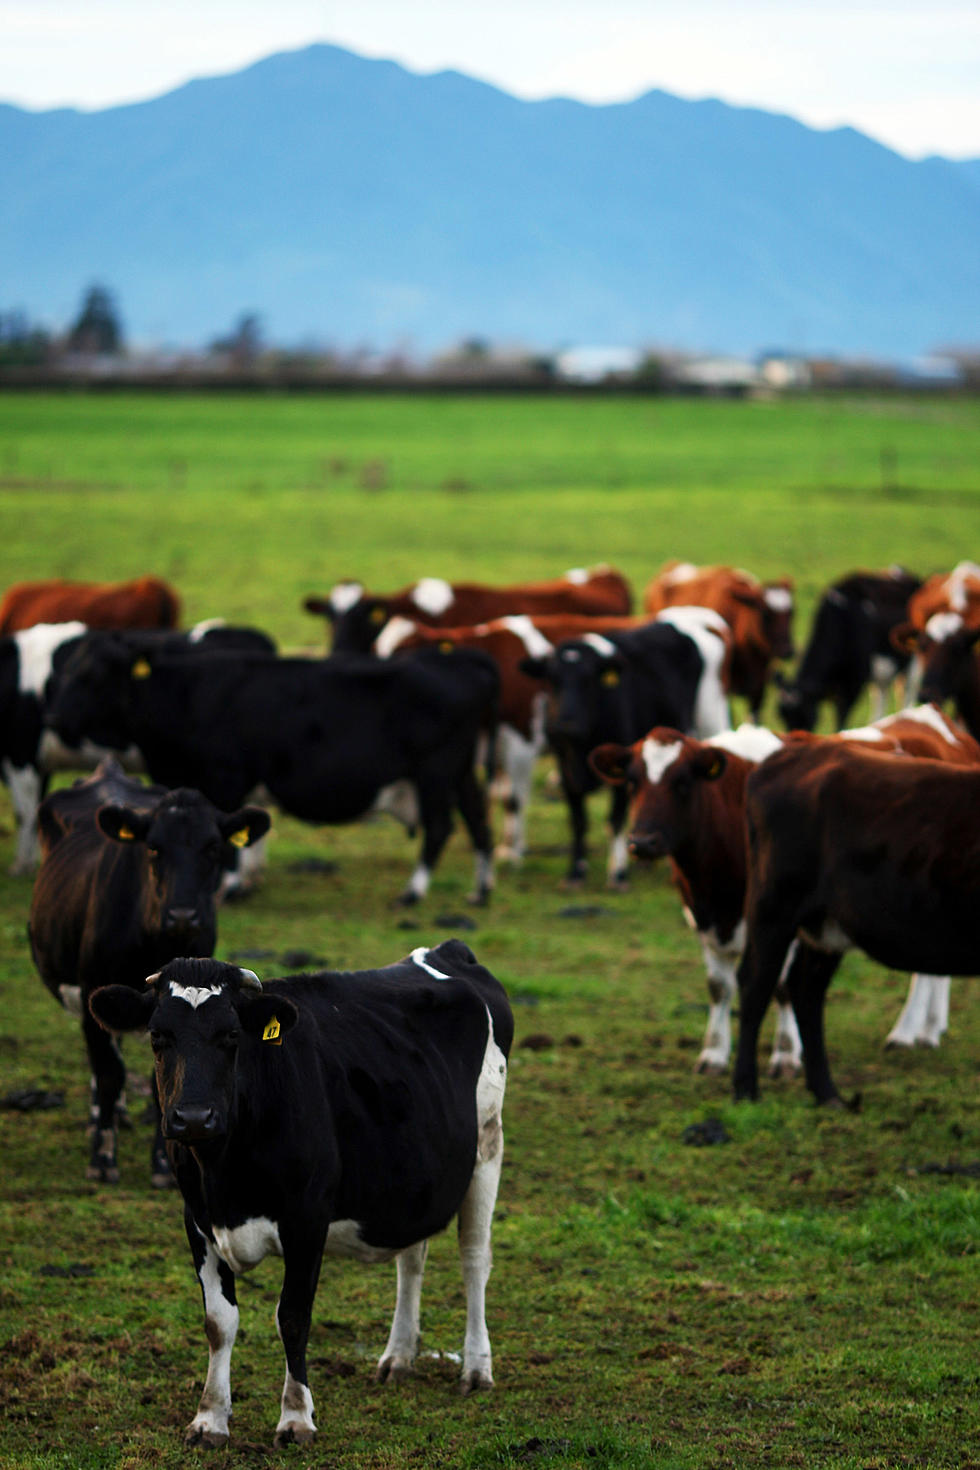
732,733,980,1106
45,636,498,905
642,561,794,720
776,567,921,730
28,761,269,1182
894,561,980,704
518,612,730,887
307,565,633,654
88,942,513,1449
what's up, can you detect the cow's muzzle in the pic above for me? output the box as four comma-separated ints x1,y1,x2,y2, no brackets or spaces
165,1105,222,1141
628,831,669,860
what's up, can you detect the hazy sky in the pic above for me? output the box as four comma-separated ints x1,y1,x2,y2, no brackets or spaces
3,0,979,160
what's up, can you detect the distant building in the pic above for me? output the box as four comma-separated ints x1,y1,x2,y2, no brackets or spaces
670,356,761,394
555,346,644,383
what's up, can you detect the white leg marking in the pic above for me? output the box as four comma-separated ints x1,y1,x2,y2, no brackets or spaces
606,829,629,887
495,727,538,862
470,850,495,903
887,973,951,1048
769,1001,803,1077
696,931,737,1074
924,975,950,1046
275,1360,316,1446
458,1017,507,1394
3,762,42,874
186,1237,239,1446
378,1241,428,1381
409,863,431,900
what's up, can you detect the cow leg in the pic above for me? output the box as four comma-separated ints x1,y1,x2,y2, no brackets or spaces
273,1230,324,1447
3,761,43,874
82,1008,126,1182
561,780,588,887
377,1241,428,1383
886,973,950,1048
396,776,456,905
733,927,800,1101
768,981,804,1078
783,945,845,1105
495,729,537,863
185,1220,239,1447
458,1020,506,1394
454,764,495,906
605,785,630,891
696,931,739,1074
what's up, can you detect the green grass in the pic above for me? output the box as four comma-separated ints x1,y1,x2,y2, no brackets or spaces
2,391,980,1468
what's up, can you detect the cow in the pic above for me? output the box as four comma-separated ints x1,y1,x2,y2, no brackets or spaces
893,561,980,704
45,637,499,905
590,705,980,1080
0,621,276,876
28,760,269,1183
642,561,794,720
0,575,180,634
776,567,921,730
915,618,980,739
732,734,980,1106
517,612,730,887
307,565,633,654
375,610,643,862
87,941,513,1448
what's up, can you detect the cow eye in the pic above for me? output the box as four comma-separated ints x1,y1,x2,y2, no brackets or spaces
215,1028,240,1050
149,1030,171,1053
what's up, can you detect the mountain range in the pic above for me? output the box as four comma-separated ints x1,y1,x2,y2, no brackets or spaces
1,43,978,357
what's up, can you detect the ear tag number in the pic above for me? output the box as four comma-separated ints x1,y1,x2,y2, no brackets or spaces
262,1017,282,1045
131,658,152,680
228,828,250,848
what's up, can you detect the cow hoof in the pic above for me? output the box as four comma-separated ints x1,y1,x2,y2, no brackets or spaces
605,876,629,893
393,890,421,908
884,1035,913,1050
459,1369,493,1396
274,1425,316,1448
151,1169,174,1190
184,1423,229,1448
695,1055,727,1076
86,1161,120,1184
376,1357,414,1384
466,889,491,908
767,1058,803,1079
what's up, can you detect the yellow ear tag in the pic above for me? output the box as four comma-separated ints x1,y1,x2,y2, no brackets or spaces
601,669,620,688
131,658,152,680
228,828,250,849
117,825,135,841
439,640,455,653
370,607,387,625
262,1017,282,1045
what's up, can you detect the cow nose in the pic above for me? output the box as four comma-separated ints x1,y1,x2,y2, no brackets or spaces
629,832,667,860
164,907,200,931
167,1105,220,1140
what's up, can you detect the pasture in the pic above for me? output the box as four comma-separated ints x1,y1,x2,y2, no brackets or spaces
2,390,980,1469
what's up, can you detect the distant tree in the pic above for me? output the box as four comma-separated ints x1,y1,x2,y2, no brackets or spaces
210,313,263,367
66,284,123,355
0,310,52,367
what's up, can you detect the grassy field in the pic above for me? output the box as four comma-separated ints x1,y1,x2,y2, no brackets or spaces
2,391,980,1470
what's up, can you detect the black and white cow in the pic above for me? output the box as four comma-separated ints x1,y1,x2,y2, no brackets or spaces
46,637,499,904
28,760,269,1183
776,568,921,731
0,620,276,875
88,941,513,1449
518,611,730,886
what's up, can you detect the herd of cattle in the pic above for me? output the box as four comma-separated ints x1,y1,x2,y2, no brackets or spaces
6,558,980,1448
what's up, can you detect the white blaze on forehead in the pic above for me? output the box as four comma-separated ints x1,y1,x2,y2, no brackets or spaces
14,621,87,696
329,582,364,614
948,561,980,611
410,946,450,980
662,562,698,586
563,567,589,584
560,646,582,662
374,615,416,657
708,724,783,762
500,615,553,660
764,587,793,612
411,577,454,616
925,611,964,642
641,737,683,784
582,632,617,658
170,982,223,1009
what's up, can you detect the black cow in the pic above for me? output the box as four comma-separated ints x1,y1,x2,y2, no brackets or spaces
776,568,921,731
46,638,499,905
908,616,980,741
28,761,269,1183
518,620,729,886
0,620,275,875
88,941,513,1449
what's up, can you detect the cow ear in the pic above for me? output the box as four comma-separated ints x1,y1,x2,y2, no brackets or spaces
303,597,333,618
692,748,727,781
890,622,918,654
589,744,634,785
730,588,759,608
220,806,272,849
518,655,549,680
97,805,151,844
89,985,156,1034
236,993,299,1043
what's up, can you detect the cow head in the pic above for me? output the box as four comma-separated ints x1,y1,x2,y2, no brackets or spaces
761,580,795,660
519,635,627,747
773,672,819,732
590,728,727,860
45,631,149,752
89,958,297,1143
915,616,980,707
305,584,390,654
97,790,270,946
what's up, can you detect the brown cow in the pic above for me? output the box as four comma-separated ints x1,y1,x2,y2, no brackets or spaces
591,706,980,1079
891,561,980,725
0,576,180,634
733,713,980,1105
643,561,793,720
305,566,633,654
